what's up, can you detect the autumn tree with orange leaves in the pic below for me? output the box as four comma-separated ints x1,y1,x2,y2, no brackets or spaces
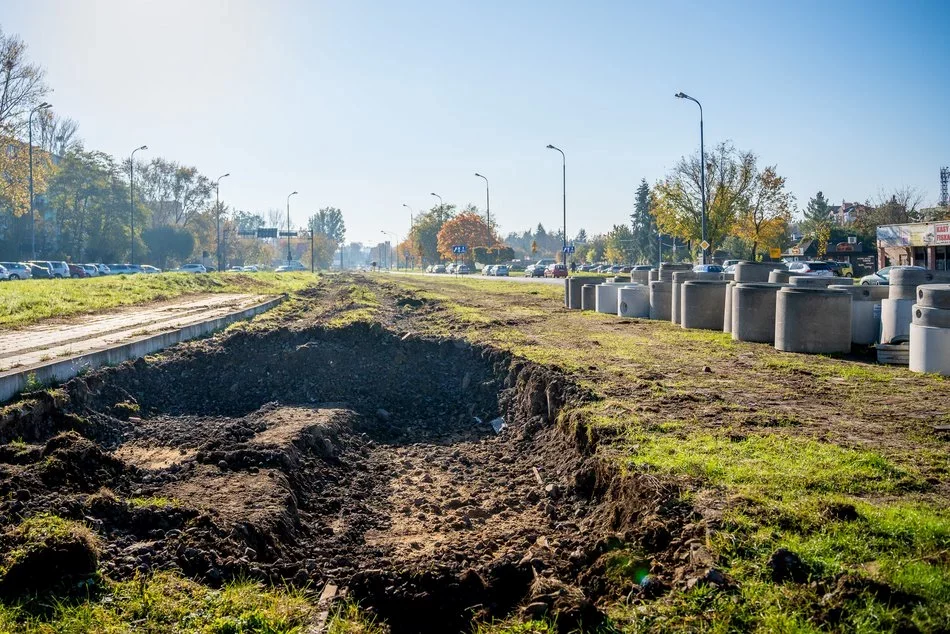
436,212,495,262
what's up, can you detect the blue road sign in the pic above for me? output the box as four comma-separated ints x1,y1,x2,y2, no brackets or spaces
563,245,575,254
452,245,467,254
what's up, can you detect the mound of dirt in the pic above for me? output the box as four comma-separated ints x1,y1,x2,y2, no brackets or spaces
0,515,98,596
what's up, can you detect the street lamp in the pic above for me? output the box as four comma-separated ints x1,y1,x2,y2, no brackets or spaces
675,92,708,264
474,172,490,239
130,145,148,264
381,230,397,270
286,191,298,262
402,203,414,269
546,145,567,264
430,192,443,222
214,173,230,270
28,102,52,260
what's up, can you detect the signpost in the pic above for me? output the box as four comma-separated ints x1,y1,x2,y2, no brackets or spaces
562,245,575,254
700,240,710,252
452,245,466,275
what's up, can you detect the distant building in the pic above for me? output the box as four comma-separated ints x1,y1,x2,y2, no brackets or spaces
876,221,950,270
833,200,872,225
781,237,876,276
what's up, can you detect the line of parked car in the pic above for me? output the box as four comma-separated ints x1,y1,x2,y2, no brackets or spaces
425,263,472,275
0,260,279,280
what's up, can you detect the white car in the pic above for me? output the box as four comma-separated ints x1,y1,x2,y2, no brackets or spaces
179,263,207,274
786,261,834,277
859,265,926,286
242,265,259,272
140,265,162,274
494,265,509,277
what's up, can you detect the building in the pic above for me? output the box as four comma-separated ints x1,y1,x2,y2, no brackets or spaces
781,238,877,276
833,200,872,225
876,221,950,271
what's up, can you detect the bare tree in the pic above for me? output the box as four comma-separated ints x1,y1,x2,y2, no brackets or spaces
0,27,49,133
35,111,80,155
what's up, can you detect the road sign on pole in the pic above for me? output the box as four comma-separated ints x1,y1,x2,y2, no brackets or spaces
700,240,710,251
452,245,467,254
562,245,575,254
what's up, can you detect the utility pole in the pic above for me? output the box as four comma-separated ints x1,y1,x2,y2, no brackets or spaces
214,173,230,270
474,173,490,238
129,145,148,264
675,92,708,263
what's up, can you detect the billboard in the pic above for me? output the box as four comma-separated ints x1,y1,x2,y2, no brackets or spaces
877,222,950,247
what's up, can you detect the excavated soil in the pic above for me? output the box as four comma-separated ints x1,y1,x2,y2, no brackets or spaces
0,283,701,632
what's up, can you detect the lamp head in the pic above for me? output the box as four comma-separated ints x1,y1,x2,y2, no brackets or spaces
138,145,148,151
430,192,438,196
290,191,298,196
674,92,687,99
546,144,555,149
40,102,52,109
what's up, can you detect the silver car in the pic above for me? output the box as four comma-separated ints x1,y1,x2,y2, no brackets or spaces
0,262,32,280
859,265,926,286
49,261,71,278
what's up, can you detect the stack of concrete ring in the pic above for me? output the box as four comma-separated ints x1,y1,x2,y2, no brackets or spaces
880,269,950,365
910,284,950,375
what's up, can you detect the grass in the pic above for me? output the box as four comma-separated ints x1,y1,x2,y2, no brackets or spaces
327,602,388,634
127,496,181,509
0,571,314,633
381,274,950,633
0,272,315,328
0,514,98,581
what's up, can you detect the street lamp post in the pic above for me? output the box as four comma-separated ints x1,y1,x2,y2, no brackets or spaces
381,231,397,270
430,192,443,222
28,102,52,260
474,173,490,239
286,191,298,262
129,145,148,264
675,92,708,264
214,173,230,270
402,203,414,269
546,145,567,264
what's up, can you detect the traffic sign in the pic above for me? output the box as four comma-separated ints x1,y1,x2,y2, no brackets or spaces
278,231,298,237
700,240,710,251
452,245,467,254
562,245,575,254
769,247,782,259
256,228,279,239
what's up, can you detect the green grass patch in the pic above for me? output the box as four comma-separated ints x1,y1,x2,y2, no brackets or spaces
0,514,98,581
127,496,181,510
327,601,388,634
0,272,314,328
0,571,314,633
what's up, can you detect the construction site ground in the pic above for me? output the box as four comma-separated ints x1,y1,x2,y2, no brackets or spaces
0,273,946,633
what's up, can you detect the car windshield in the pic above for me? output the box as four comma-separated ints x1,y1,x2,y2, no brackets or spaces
806,262,831,270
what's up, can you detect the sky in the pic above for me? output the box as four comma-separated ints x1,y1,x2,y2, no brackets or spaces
2,0,949,246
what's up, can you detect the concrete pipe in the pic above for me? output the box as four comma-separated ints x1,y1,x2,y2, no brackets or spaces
909,324,950,375
830,284,889,346
631,270,651,285
768,270,806,284
723,281,738,333
681,280,729,330
596,283,622,314
888,269,950,300
659,263,691,282
913,305,950,329
720,272,735,282
566,276,599,309
916,284,950,309
649,281,673,321
671,271,698,324
648,269,659,282
775,287,851,354
618,285,650,318
880,298,915,344
788,276,843,288
732,282,786,343
581,284,597,311
734,262,774,283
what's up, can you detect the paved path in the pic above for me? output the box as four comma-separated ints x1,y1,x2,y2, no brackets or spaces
386,271,565,285
0,294,268,373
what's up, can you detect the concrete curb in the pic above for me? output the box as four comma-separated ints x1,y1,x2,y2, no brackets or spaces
0,294,286,403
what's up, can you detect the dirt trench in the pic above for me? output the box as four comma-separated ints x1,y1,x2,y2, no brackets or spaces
0,308,696,631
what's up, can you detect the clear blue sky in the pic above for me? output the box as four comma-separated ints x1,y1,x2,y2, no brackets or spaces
3,0,948,246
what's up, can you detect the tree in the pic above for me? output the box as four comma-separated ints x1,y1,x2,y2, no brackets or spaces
142,225,195,269
305,232,338,270
35,111,79,155
135,158,212,226
604,224,635,263
853,187,925,236
310,206,346,244
630,179,657,264
0,27,49,132
652,142,756,256
409,204,456,263
574,228,588,244
437,212,493,262
800,191,834,257
735,166,794,260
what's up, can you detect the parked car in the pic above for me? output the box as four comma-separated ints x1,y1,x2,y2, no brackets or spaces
140,265,162,274
108,263,131,275
693,264,724,273
494,265,509,277
0,262,32,280
50,261,71,278
721,259,742,268
80,264,100,277
534,258,556,269
545,263,568,278
456,264,471,274
68,263,90,278
826,260,854,278
275,261,305,272
786,261,834,277
445,263,456,274
179,263,207,274
229,266,244,272
483,265,496,276
242,265,259,272
0,264,8,281
432,264,446,274
91,263,110,275
524,264,544,277
28,262,53,278
631,265,653,271
859,265,926,286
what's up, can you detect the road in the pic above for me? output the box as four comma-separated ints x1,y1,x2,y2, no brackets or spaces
0,294,270,373
386,271,566,285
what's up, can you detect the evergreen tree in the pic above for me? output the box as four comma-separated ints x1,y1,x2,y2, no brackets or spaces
630,179,657,264
803,191,832,225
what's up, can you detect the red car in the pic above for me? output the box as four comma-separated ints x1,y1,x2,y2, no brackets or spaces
67,264,89,278
545,263,568,278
